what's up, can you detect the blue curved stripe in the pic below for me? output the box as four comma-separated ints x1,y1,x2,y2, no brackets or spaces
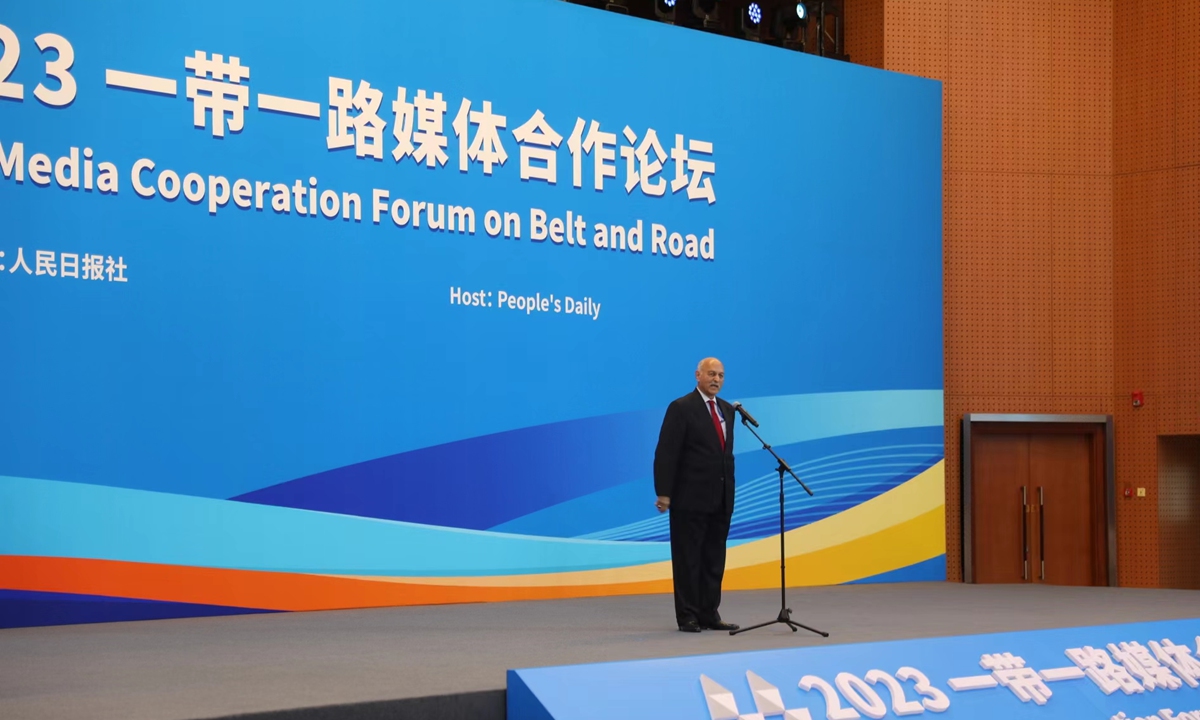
584,456,940,542
584,465,928,542
488,480,658,539
508,427,944,540
793,450,945,474
0,590,275,629
0,476,670,576
492,429,942,539
732,390,943,450
232,409,664,532
570,427,944,541
233,391,944,532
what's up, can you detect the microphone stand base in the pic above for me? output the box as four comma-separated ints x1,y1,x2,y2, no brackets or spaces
730,607,828,637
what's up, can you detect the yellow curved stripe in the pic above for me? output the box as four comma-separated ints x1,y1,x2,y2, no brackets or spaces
726,458,943,567
331,460,945,588
725,504,945,588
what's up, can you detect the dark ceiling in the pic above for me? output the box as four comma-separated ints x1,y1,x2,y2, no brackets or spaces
560,0,849,60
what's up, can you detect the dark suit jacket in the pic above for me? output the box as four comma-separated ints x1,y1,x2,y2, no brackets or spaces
653,389,736,514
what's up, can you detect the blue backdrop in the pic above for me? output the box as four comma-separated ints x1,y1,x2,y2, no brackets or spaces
0,0,944,625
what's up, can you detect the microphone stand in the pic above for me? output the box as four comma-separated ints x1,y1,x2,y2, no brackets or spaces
730,414,829,638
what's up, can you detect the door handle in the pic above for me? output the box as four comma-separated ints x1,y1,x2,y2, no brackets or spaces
1038,486,1045,581
1021,486,1029,581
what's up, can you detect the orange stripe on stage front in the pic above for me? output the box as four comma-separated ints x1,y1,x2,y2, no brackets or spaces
0,556,673,611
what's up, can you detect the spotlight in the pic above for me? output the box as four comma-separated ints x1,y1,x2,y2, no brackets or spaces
692,0,719,30
772,2,808,48
655,0,677,23
740,2,762,40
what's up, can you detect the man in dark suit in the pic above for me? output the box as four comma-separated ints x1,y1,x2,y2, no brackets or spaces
654,357,739,633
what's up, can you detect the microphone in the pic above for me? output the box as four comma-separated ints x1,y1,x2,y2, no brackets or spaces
731,402,759,427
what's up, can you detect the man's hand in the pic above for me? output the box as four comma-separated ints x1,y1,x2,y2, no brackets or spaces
655,496,670,513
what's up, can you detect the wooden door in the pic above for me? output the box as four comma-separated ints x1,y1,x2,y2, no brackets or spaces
1030,434,1096,585
970,423,1107,585
971,433,1029,583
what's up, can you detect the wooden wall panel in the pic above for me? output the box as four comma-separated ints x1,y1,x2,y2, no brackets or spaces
862,0,1114,582
1165,166,1200,435
946,0,1053,174
1114,0,1175,174
884,0,948,82
1113,169,1174,588
1113,172,1173,397
1111,0,1199,587
1052,176,1114,398
1113,401,1161,586
1051,0,1113,175
1177,2,1200,166
843,0,884,69
856,0,1200,587
944,172,1054,397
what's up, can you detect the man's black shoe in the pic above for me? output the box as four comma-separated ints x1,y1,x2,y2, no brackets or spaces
700,620,740,631
678,620,702,633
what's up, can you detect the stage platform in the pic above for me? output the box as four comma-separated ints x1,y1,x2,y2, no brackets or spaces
2,582,1198,720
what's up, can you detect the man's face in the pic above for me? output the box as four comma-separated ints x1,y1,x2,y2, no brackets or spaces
696,360,725,397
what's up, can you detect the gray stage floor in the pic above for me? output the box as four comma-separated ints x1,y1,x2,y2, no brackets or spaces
2,582,1199,720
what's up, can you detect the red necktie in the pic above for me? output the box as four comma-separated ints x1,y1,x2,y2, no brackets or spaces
708,400,725,450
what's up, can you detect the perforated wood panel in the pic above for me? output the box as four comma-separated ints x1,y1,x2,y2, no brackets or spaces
853,0,1200,587
1111,0,1200,587
1052,177,1114,398
1178,3,1200,166
945,172,1055,396
843,0,884,69
1051,2,1114,175
1170,166,1200,432
1114,0,1175,175
1155,165,1200,435
883,0,948,83
850,0,1116,582
1113,167,1172,588
946,0,1053,175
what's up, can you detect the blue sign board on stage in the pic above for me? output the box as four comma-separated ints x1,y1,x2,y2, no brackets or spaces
1,0,943,624
508,619,1200,720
